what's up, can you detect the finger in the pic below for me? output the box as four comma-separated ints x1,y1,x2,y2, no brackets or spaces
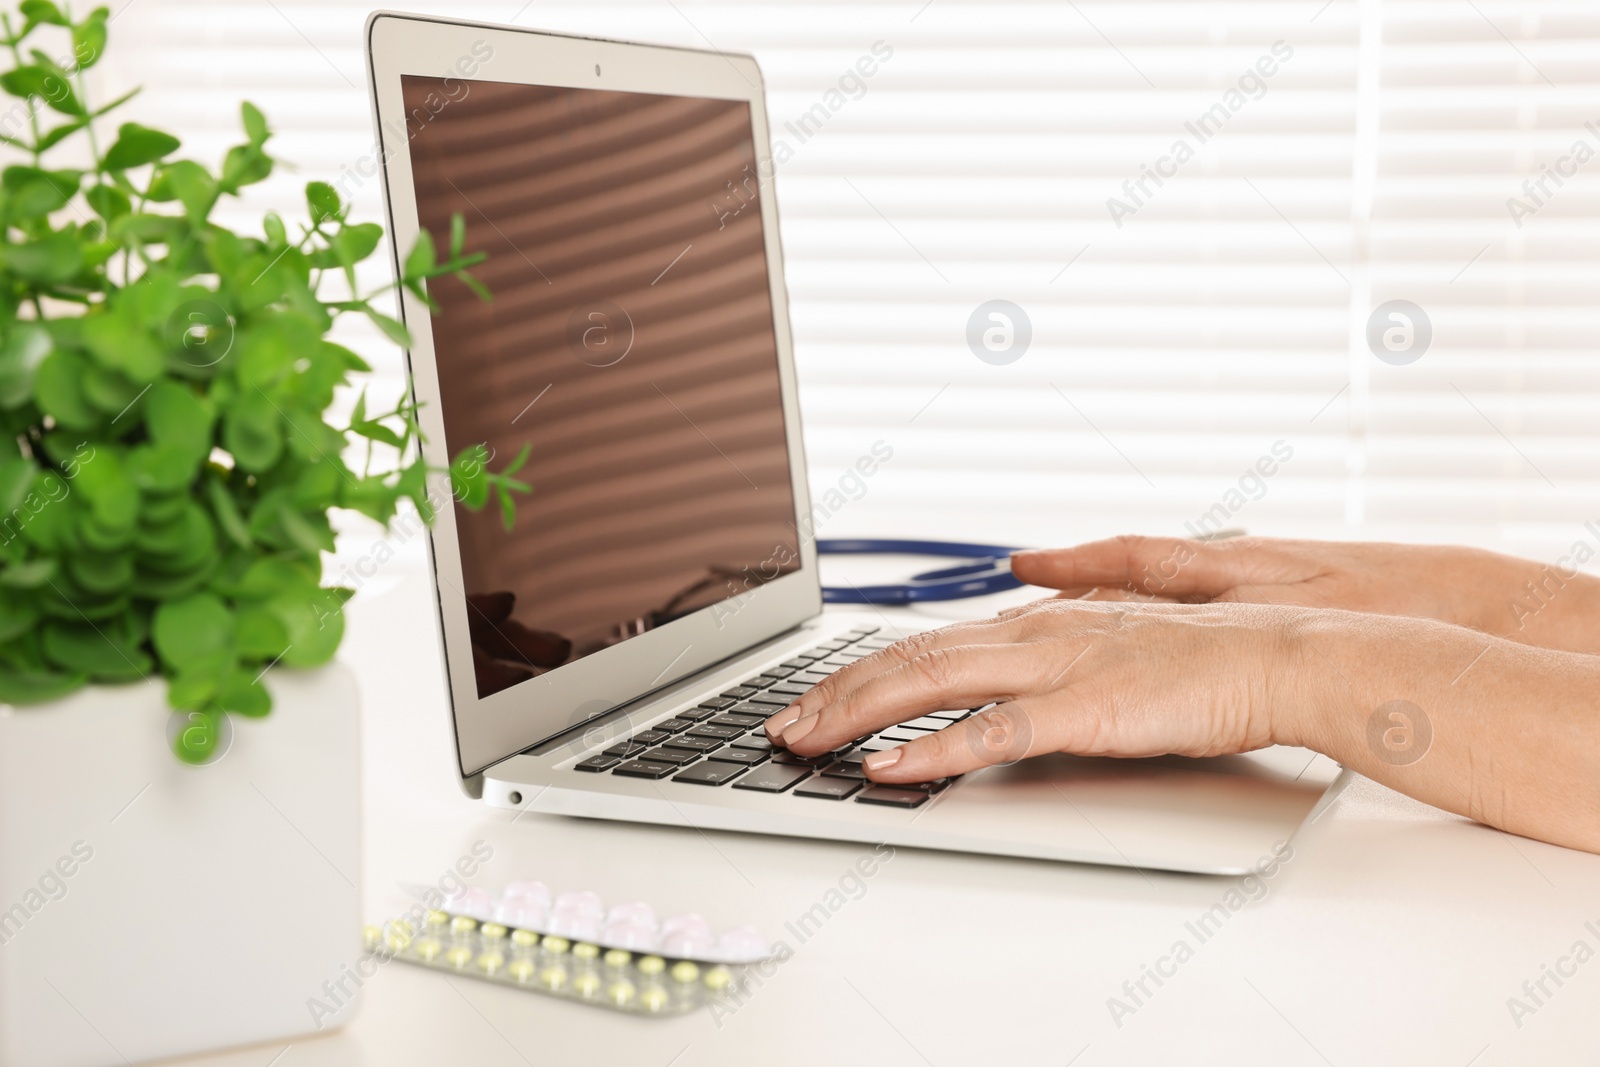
1011,535,1268,598
1069,586,1185,604
861,701,1063,783
773,642,1057,756
762,619,1016,740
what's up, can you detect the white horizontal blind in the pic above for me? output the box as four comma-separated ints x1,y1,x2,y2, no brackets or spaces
87,1,1599,560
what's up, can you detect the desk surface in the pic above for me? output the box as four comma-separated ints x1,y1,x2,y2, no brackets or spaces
161,552,1600,1067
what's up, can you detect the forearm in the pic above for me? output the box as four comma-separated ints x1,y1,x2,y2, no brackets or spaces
1276,609,1600,853
1457,547,1600,654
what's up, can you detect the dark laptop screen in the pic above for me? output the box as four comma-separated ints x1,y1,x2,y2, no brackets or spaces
400,77,800,699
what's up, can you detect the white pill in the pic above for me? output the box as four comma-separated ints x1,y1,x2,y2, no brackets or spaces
545,911,602,941
605,901,657,929
502,881,552,907
552,890,605,919
495,899,548,928
660,913,712,937
715,926,770,963
602,920,660,952
445,887,495,921
661,927,717,959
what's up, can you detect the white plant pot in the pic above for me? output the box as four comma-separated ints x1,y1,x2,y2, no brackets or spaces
0,664,361,1067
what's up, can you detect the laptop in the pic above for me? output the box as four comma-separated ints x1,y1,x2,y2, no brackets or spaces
364,12,1341,875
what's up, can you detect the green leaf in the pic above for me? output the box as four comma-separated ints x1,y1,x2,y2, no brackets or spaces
218,668,271,716
20,1,69,27
268,587,344,667
85,182,131,220
235,605,288,658
333,222,383,268
449,444,489,508
205,475,253,549
403,229,435,280
0,323,52,409
241,101,269,147
145,380,214,459
2,231,83,283
82,310,163,382
364,306,410,347
450,212,466,257
222,394,282,472
0,667,85,703
148,160,216,225
305,181,341,224
41,619,148,680
71,9,108,71
102,122,181,171
152,592,233,671
66,550,133,595
0,558,55,589
4,165,81,218
33,350,99,430
0,65,81,116
277,505,334,555
170,707,224,763
220,144,271,192
81,363,143,414
0,591,40,642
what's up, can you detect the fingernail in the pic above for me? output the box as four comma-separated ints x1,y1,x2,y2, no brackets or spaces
863,748,902,772
765,705,801,739
781,712,818,746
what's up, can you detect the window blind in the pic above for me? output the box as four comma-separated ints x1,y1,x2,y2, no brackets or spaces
91,1,1599,563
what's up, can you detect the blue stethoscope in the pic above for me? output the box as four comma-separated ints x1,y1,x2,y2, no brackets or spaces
817,539,1024,605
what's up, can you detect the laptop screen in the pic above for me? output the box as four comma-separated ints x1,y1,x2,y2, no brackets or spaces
400,77,801,700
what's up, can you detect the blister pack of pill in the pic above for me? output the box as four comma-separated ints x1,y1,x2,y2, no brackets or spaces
368,881,771,1015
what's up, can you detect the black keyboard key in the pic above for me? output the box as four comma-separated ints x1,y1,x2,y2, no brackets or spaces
856,786,930,808
655,718,695,733
604,741,648,758
743,693,792,708
780,658,814,670
741,676,777,689
792,671,832,686
575,754,620,772
676,707,715,722
673,761,749,786
821,760,865,779
642,747,701,765
698,697,737,711
836,651,871,661
911,777,952,793
632,729,670,746
711,713,766,729
847,626,880,636
730,735,774,752
807,644,845,657
660,735,725,754
687,723,743,741
731,763,813,793
795,777,863,800
612,759,679,780
899,716,950,732
721,686,759,700
709,747,768,766
731,700,784,717
766,685,811,700
763,666,798,679
772,751,833,767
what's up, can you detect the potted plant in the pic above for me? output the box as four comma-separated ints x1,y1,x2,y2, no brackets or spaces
0,4,522,1064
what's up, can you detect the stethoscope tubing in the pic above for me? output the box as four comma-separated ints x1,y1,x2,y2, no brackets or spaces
816,538,1025,605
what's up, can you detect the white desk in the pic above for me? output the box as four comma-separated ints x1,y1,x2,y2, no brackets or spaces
161,556,1600,1067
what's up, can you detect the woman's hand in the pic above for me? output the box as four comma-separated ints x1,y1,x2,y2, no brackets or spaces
765,598,1306,782
763,595,1600,854
1010,535,1600,654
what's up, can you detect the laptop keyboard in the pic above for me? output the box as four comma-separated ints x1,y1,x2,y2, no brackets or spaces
572,626,968,809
